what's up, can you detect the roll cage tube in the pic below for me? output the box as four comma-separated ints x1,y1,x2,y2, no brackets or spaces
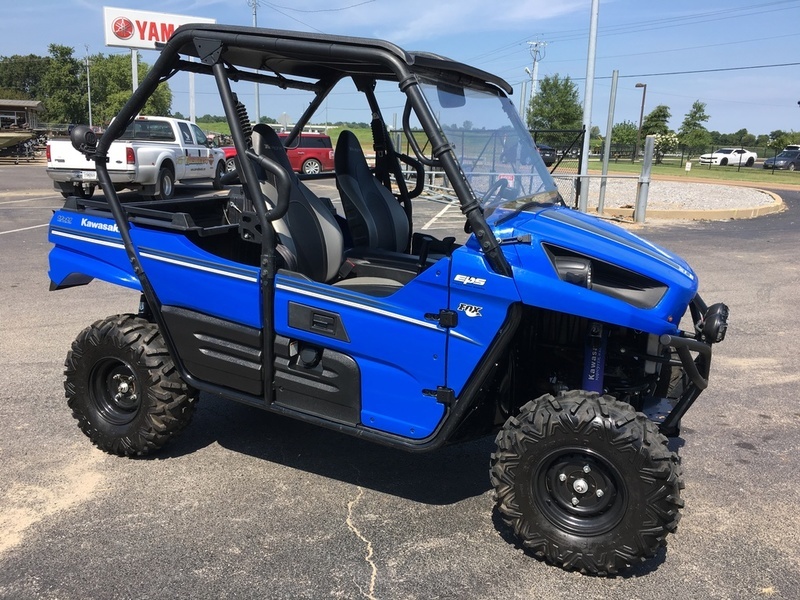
400,79,511,276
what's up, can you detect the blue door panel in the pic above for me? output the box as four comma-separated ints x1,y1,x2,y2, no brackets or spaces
447,249,520,396
275,269,448,439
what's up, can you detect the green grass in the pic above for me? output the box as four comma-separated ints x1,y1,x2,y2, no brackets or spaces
197,120,799,187
591,158,800,186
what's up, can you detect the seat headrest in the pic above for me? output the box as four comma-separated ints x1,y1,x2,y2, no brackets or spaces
252,124,295,177
335,130,369,177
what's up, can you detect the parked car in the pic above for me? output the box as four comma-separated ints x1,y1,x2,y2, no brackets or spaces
763,150,800,171
221,145,237,172
783,144,800,152
698,147,757,167
536,143,556,167
223,131,335,175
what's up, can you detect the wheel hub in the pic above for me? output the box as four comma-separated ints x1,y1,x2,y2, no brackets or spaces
533,449,627,536
90,358,141,425
548,457,616,516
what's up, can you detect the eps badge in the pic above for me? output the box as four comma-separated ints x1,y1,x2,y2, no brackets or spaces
457,303,483,318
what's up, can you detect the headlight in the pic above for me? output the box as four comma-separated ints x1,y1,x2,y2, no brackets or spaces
553,256,592,288
544,244,668,309
701,303,729,343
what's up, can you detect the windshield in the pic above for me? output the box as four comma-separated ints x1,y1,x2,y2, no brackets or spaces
417,80,561,220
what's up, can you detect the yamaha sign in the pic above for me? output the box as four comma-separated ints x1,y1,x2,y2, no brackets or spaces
103,7,215,50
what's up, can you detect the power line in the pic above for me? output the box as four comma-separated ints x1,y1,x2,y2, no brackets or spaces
577,61,800,82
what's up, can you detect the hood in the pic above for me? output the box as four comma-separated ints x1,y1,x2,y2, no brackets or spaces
499,206,698,333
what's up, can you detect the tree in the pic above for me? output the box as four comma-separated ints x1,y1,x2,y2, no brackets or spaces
678,100,711,156
768,130,790,150
89,53,171,124
39,45,85,123
611,120,638,146
526,74,582,131
641,104,671,137
0,53,49,99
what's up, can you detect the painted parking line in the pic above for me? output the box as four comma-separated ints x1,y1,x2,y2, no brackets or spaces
0,223,49,236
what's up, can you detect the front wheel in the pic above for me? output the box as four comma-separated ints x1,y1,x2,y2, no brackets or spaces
490,391,684,575
301,158,322,175
789,163,796,172
720,158,728,166
64,315,198,456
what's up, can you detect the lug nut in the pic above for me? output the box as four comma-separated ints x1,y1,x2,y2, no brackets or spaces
559,473,567,482
571,497,580,506
583,465,591,473
596,489,604,498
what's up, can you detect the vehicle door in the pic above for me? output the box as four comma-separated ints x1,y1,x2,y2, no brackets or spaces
190,123,215,177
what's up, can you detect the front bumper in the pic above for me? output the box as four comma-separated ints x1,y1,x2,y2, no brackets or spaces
652,295,729,436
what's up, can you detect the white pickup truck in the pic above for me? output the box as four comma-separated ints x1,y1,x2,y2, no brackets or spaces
46,116,226,200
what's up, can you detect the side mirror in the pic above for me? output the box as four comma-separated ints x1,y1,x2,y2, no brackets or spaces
70,125,97,156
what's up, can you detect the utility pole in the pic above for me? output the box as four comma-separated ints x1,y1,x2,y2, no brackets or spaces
527,41,547,104
247,0,261,123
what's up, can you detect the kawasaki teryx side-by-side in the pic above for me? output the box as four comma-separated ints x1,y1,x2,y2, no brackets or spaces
47,25,728,575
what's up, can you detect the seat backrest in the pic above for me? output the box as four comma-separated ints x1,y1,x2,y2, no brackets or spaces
334,130,409,253
251,124,343,283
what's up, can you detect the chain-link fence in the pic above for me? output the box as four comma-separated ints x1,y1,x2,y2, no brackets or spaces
530,128,585,206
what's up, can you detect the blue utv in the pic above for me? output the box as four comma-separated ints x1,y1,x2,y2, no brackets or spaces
48,25,728,575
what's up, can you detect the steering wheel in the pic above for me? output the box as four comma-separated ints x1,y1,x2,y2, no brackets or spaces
481,177,509,203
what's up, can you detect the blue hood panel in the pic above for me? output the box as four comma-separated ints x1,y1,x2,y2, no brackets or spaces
499,206,699,334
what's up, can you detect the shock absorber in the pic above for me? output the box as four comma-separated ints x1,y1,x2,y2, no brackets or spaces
234,94,253,149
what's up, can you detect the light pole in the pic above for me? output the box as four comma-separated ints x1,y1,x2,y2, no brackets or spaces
633,82,647,163
247,0,261,123
84,45,92,128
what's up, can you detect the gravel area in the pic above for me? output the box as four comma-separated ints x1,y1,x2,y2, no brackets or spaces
580,177,776,211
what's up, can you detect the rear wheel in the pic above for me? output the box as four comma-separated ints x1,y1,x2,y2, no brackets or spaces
153,166,175,200
301,158,322,175
226,157,237,172
64,315,197,456
490,390,683,575
745,157,755,167
212,160,225,190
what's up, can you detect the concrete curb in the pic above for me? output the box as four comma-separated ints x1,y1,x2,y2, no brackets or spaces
595,189,785,221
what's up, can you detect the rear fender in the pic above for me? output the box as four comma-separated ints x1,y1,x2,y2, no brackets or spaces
48,211,141,291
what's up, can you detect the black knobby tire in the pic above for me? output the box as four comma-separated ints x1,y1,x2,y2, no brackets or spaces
212,160,225,190
64,315,198,456
154,166,175,200
490,390,684,575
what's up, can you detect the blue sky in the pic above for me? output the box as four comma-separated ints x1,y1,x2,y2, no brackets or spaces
5,0,800,136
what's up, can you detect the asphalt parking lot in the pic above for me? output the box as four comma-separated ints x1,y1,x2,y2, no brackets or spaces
1,163,799,599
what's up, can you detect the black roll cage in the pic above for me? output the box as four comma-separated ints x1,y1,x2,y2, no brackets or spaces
83,24,516,451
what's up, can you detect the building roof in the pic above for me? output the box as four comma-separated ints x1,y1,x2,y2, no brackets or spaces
0,100,44,111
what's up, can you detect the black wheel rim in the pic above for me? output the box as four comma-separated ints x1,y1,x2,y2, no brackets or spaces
89,358,141,425
532,447,627,536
